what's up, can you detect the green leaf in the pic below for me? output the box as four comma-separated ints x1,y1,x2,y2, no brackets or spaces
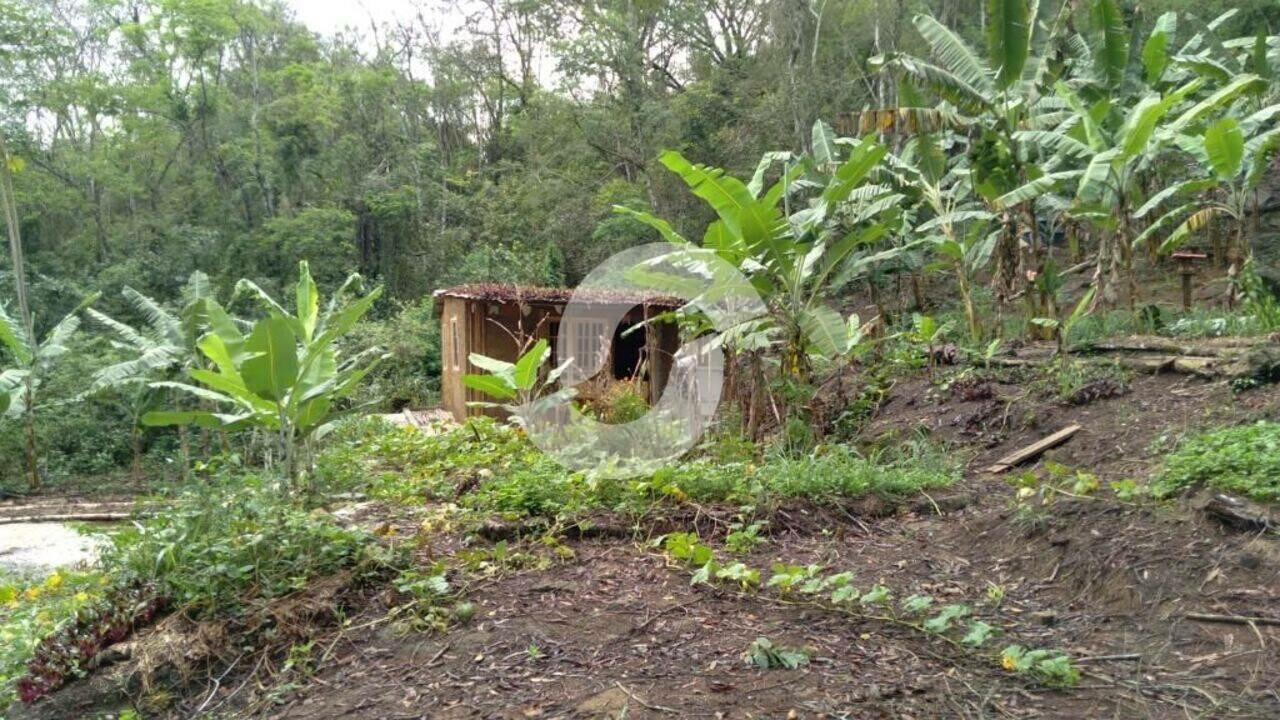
611,206,689,246
513,339,549,391
1141,12,1176,84
1250,30,1272,79
241,315,298,402
822,137,888,207
186,369,274,412
463,374,516,400
914,14,993,97
1168,75,1266,134
800,305,848,359
659,151,781,265
468,353,515,380
1118,95,1170,159
987,0,1029,90
296,261,319,342
1091,0,1129,88
1203,117,1244,180
962,620,996,647
0,304,33,366
811,120,837,166
140,411,225,429
994,170,1082,209
747,151,794,198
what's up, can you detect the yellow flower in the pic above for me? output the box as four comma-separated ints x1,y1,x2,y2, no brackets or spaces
43,573,64,591
1001,655,1017,671
24,587,41,602
74,592,90,603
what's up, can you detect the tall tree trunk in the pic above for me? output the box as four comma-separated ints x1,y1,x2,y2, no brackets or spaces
0,132,39,490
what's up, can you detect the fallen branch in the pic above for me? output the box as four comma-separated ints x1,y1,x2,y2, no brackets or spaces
1184,612,1280,627
986,425,1081,474
1075,653,1142,663
0,512,137,525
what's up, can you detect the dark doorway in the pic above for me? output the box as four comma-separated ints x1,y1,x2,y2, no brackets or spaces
612,322,645,380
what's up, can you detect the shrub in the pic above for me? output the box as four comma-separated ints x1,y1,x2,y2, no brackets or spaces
593,379,649,424
345,297,441,411
1154,422,1280,502
100,477,373,617
0,569,107,708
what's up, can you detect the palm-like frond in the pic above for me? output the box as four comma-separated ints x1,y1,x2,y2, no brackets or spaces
90,345,182,393
1090,0,1128,88
124,286,183,347
915,15,994,98
0,302,32,366
86,308,153,351
987,0,1030,90
36,315,80,362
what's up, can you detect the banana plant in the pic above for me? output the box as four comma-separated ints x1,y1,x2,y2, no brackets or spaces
870,1,1076,305
620,122,908,382
85,272,228,482
1031,285,1097,365
908,313,955,379
463,338,573,424
885,133,996,342
1133,114,1280,305
143,262,387,492
0,296,97,490
999,66,1266,309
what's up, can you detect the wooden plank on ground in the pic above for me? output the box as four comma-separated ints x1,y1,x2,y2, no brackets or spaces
985,424,1082,474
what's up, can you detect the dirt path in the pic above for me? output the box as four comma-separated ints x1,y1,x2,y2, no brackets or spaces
219,497,1279,719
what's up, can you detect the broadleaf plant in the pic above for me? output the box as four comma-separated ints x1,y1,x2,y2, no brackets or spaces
143,261,386,493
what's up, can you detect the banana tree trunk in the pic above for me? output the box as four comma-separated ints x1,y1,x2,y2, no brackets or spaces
23,381,38,491
956,267,980,342
178,424,190,483
130,428,143,487
1225,219,1246,310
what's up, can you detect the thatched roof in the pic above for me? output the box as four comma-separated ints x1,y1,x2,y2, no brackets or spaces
432,284,683,310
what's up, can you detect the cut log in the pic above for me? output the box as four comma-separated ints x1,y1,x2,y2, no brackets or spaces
1113,355,1177,374
986,425,1082,474
1198,493,1275,532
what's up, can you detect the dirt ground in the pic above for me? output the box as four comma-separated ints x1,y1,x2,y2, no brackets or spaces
22,367,1280,719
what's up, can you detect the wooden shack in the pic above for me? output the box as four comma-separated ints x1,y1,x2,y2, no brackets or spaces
434,284,683,421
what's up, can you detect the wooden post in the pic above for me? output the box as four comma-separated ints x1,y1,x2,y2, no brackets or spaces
1172,252,1207,312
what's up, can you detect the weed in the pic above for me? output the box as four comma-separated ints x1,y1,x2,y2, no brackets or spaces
1154,421,1280,501
1109,478,1149,502
1000,645,1080,688
725,520,768,555
100,476,373,618
745,637,809,670
0,569,109,707
320,419,957,518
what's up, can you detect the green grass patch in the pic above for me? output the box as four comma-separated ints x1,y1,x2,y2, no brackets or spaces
319,418,958,516
1154,422,1280,502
